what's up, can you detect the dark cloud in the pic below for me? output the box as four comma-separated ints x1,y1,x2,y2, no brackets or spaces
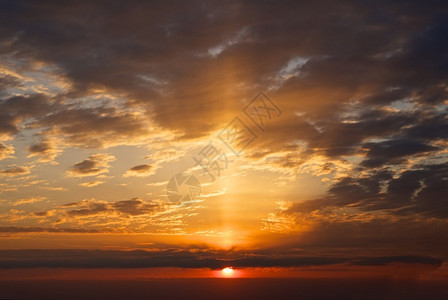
311,110,421,157
0,75,21,95
360,139,439,168
353,256,443,266
0,94,51,138
0,142,14,160
0,0,446,150
66,201,109,217
27,142,51,154
123,164,153,177
48,198,163,218
0,113,17,137
0,226,99,233
67,154,114,177
0,166,30,176
258,216,448,259
129,164,152,172
112,198,159,216
26,140,60,162
0,0,444,136
0,248,442,269
36,107,151,148
403,113,448,141
288,162,448,218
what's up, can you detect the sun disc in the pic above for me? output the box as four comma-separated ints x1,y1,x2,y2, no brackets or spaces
222,267,234,274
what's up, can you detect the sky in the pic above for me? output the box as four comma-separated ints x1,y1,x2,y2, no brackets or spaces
0,0,448,281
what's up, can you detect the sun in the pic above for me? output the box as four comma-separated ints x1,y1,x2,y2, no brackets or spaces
213,267,240,278
222,267,234,275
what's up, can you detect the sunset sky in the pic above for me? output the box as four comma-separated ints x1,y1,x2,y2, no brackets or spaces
1,0,448,286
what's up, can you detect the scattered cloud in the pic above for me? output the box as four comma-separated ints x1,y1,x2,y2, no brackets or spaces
13,196,47,206
79,181,104,187
67,154,115,177
123,164,154,177
0,166,30,177
0,142,14,160
27,140,61,162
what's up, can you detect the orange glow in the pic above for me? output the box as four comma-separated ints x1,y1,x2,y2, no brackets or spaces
222,267,234,275
212,267,242,278
0,264,446,280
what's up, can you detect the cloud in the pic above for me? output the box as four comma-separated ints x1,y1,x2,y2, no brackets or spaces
23,197,185,233
36,107,155,148
67,154,115,177
0,142,14,160
0,75,21,95
40,186,68,192
27,140,60,162
0,248,442,269
283,162,448,219
360,139,440,168
65,200,109,217
13,196,46,206
123,164,154,177
65,198,161,217
0,226,99,233
34,198,164,221
79,181,104,187
0,166,30,176
207,27,250,58
0,94,53,140
1,0,446,154
111,198,160,216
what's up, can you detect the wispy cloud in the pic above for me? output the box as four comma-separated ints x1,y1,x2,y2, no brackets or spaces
123,164,155,177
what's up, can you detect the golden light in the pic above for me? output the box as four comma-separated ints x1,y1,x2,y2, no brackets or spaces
222,267,234,275
212,267,241,278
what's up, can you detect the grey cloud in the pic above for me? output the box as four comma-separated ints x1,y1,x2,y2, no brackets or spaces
0,226,99,233
0,142,14,160
67,154,115,177
123,164,154,177
70,161,100,175
129,164,152,172
0,94,53,139
67,202,109,217
0,166,30,176
360,139,440,168
1,0,447,145
37,107,151,148
288,162,448,218
0,75,21,95
60,198,162,218
112,198,159,216
0,248,442,269
27,142,51,154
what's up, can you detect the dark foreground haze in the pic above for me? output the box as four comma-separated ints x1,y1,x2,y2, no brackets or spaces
1,278,448,300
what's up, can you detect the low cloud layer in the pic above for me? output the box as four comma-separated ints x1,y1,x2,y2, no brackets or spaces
0,248,443,269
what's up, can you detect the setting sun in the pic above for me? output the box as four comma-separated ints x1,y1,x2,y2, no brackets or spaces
222,267,234,275
214,267,241,278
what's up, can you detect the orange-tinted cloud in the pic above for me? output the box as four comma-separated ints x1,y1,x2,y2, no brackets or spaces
67,154,115,177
